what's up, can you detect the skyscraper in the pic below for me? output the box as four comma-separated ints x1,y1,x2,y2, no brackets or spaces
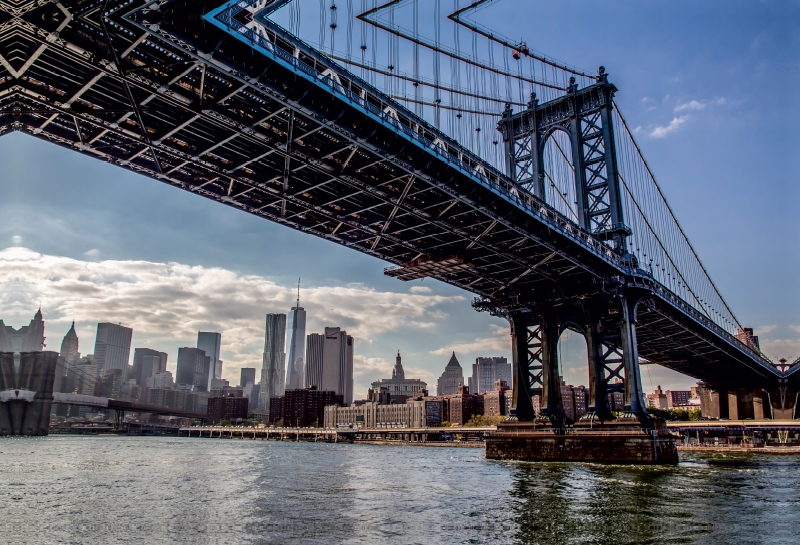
93,323,132,380
175,347,211,391
320,327,354,405
131,348,168,386
54,321,79,397
59,321,80,363
0,309,45,353
285,281,307,390
437,352,464,396
259,313,286,416
304,333,324,389
468,357,512,394
197,332,222,391
240,367,256,388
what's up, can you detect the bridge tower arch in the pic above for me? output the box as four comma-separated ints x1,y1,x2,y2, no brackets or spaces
498,67,632,253
541,128,580,222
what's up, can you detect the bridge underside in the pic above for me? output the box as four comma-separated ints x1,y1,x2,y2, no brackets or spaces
0,0,788,417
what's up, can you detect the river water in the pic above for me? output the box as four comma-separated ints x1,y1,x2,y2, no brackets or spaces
1,436,797,544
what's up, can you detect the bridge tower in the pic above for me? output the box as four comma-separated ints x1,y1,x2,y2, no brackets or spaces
504,290,648,425
499,67,631,253
496,69,647,425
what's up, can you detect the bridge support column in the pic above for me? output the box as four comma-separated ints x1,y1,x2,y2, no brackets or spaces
699,387,726,419
585,317,616,422
620,293,648,418
508,313,563,424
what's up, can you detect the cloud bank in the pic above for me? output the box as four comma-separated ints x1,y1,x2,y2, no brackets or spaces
0,247,464,395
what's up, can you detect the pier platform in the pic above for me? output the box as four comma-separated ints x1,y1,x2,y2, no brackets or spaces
486,420,678,464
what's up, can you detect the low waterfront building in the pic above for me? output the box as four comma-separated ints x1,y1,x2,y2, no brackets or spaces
323,399,428,429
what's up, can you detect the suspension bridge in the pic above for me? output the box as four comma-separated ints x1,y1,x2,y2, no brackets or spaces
0,0,796,442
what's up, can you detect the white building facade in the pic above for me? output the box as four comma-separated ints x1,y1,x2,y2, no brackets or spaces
324,400,427,429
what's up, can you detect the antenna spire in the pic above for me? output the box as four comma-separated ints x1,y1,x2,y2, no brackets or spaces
296,277,301,307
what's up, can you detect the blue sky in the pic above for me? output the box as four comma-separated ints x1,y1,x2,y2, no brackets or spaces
1,0,797,397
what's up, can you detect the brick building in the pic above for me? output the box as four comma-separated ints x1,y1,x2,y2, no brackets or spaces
272,387,341,427
449,385,482,425
483,380,510,416
207,395,249,424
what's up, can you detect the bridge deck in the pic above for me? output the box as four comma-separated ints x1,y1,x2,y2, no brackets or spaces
0,0,787,388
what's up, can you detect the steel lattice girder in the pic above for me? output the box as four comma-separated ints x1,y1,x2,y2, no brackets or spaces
0,0,783,387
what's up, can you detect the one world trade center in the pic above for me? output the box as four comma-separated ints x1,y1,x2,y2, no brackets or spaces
285,280,306,390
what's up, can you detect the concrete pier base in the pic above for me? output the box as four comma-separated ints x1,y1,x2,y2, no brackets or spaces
0,352,58,436
486,420,678,464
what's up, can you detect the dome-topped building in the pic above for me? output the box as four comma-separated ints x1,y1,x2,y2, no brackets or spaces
370,351,427,402
436,352,464,396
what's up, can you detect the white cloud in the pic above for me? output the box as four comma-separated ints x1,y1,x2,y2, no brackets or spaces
430,324,509,356
760,338,800,363
752,326,800,363
674,100,706,112
714,97,726,105
410,285,432,294
649,116,688,138
755,325,777,335
84,248,101,259
11,236,21,245
0,247,463,385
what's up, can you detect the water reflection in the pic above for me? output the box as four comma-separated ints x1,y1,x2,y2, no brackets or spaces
1,438,798,544
508,454,798,545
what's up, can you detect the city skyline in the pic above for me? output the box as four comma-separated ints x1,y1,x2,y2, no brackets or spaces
0,290,793,400
0,0,797,399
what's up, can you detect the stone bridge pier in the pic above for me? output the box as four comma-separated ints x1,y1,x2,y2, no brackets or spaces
699,385,798,420
0,351,59,436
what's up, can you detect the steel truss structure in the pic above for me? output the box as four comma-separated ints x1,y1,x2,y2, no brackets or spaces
499,72,630,251
0,0,793,423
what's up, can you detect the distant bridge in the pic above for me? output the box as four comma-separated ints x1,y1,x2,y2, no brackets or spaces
0,0,796,428
52,392,208,422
